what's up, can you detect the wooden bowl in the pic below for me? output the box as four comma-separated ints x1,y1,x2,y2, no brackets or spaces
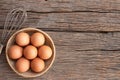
6,28,56,78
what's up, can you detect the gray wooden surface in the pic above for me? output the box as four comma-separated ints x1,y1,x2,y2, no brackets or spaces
0,0,120,80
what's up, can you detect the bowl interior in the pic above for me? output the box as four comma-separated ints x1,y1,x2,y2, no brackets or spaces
6,28,55,78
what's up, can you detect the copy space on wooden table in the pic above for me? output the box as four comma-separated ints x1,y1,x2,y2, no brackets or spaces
0,0,120,80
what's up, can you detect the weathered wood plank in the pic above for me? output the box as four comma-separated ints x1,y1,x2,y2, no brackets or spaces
0,0,120,12
1,49,120,80
0,12,120,31
1,30,120,51
42,31,120,51
27,12,120,31
0,30,120,79
0,0,120,32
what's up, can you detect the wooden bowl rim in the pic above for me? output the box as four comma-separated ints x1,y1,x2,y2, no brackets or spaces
6,27,56,78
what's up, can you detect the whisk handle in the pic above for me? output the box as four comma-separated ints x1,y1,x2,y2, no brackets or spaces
0,44,3,55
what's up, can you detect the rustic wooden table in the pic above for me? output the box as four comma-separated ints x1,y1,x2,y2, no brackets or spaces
0,0,120,80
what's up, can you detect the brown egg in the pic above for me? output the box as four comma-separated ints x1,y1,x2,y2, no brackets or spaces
38,45,52,60
31,58,45,72
8,45,23,59
23,45,37,60
31,32,45,47
15,32,30,46
15,57,30,73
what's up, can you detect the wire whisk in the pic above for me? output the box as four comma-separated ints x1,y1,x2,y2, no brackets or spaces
0,8,27,54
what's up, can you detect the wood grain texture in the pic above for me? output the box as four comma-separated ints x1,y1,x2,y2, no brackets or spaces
0,0,120,80
1,30,120,51
48,31,120,51
27,12,120,31
0,0,120,12
0,11,120,31
0,0,120,31
1,49,120,80
0,30,120,80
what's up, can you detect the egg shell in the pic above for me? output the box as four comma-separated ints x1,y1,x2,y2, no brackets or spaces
38,45,52,60
31,32,45,47
8,45,23,59
23,45,37,60
15,57,30,73
31,58,45,73
15,32,30,46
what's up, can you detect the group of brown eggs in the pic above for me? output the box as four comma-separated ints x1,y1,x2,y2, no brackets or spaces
8,32,52,73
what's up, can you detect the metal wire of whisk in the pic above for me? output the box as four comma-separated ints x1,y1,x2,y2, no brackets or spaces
0,8,27,54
